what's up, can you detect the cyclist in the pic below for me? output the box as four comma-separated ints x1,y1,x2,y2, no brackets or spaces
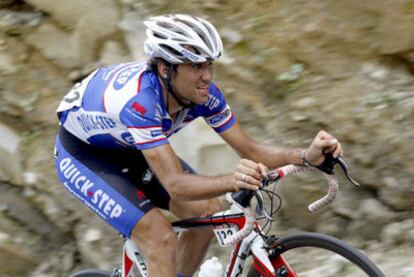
54,14,343,277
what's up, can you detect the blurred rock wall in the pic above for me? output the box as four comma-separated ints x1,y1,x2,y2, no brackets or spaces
0,0,413,276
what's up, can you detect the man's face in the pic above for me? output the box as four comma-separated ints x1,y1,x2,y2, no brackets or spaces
171,61,213,105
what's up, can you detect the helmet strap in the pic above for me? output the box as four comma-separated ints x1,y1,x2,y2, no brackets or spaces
163,63,194,111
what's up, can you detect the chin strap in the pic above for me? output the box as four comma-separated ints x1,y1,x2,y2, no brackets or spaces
162,63,194,110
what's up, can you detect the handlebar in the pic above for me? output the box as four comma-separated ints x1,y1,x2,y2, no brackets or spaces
274,165,335,213
223,155,359,246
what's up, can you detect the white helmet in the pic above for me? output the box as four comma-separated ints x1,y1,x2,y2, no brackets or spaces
144,14,223,64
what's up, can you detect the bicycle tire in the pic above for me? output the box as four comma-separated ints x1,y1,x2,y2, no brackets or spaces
246,232,385,277
69,269,112,277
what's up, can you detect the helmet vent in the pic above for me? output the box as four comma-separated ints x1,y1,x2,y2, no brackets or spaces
144,14,223,64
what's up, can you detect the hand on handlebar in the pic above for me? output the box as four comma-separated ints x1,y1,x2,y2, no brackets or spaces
233,159,268,192
231,154,359,214
304,130,343,166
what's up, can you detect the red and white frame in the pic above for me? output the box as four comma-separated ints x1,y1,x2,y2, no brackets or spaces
121,205,294,277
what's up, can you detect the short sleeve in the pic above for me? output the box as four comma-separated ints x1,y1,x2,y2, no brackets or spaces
200,83,236,133
120,89,169,150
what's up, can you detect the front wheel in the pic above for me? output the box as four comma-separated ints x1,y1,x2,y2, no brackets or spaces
247,232,385,277
69,269,112,277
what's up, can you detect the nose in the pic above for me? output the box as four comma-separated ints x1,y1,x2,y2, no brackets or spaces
201,64,213,82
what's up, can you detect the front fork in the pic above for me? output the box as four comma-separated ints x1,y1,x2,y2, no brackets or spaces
248,234,295,277
265,235,296,277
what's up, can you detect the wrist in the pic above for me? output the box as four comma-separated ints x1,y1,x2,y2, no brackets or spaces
301,149,315,167
292,148,304,166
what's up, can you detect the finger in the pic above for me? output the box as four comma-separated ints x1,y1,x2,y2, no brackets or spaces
237,180,259,191
238,172,262,187
317,130,336,140
317,130,326,139
333,142,343,158
240,159,262,171
237,165,261,180
318,138,338,149
258,163,268,179
316,130,337,141
313,134,335,149
323,142,343,157
323,143,338,154
237,163,263,180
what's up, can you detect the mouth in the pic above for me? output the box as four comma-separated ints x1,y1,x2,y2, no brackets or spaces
196,85,209,96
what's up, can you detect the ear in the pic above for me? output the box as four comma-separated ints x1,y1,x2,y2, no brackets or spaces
157,62,169,79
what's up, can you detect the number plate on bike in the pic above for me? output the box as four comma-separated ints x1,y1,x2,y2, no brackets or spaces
213,225,238,247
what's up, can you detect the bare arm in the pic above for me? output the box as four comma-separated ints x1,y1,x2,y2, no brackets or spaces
219,121,302,168
142,121,341,201
142,143,263,201
219,121,343,168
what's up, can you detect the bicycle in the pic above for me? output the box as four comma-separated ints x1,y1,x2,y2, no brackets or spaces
69,155,385,277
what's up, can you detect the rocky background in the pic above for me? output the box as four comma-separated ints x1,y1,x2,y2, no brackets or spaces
0,0,413,276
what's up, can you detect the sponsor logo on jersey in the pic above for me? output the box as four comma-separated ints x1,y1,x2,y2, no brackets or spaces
59,157,124,219
121,132,135,144
208,108,231,125
136,190,146,200
150,129,163,137
142,168,153,184
76,114,118,133
113,65,144,90
130,102,147,115
204,94,220,110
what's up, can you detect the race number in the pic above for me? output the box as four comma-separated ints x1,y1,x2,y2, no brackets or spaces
63,83,82,103
213,224,238,247
57,70,97,113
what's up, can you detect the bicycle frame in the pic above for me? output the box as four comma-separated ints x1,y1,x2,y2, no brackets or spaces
73,158,382,277
120,201,292,277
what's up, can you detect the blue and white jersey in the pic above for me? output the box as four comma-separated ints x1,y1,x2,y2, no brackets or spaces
57,62,236,150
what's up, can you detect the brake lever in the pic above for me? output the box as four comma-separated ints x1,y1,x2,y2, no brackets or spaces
336,156,360,187
254,190,273,221
315,153,360,187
